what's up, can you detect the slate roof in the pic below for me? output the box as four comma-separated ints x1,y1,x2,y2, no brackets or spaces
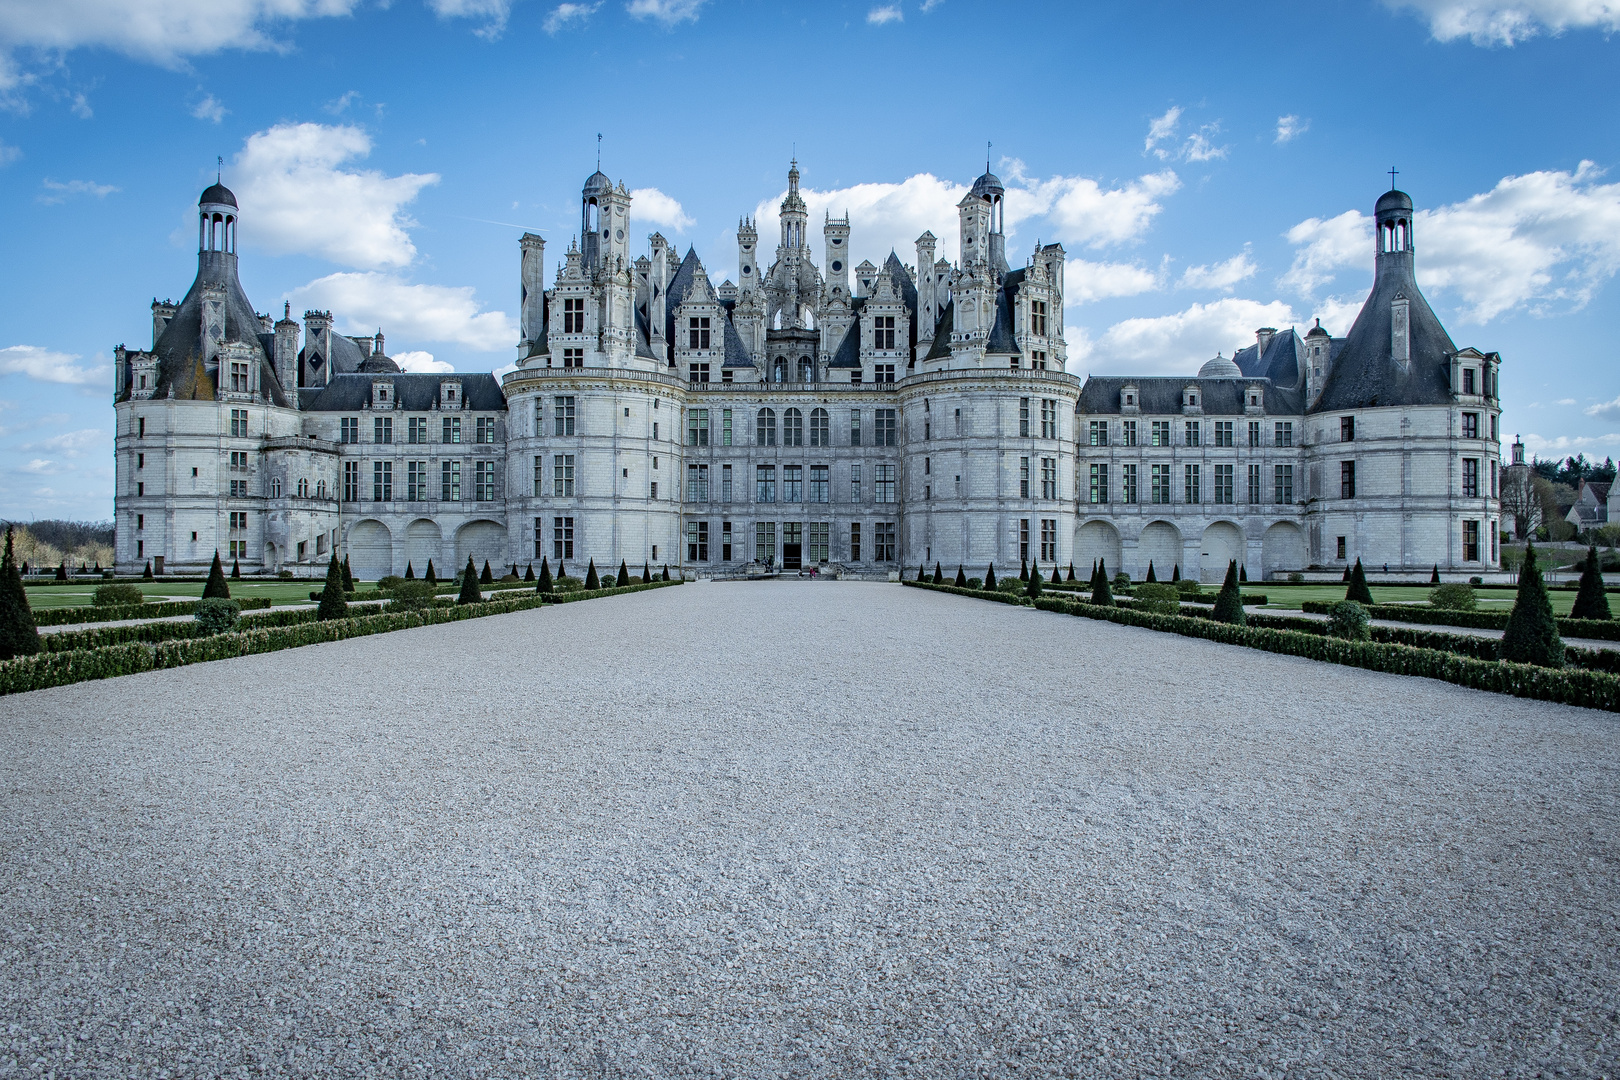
298,372,507,412
1233,330,1304,389
1077,376,1302,417
142,250,290,407
199,183,237,208
722,316,754,368
923,301,953,361
829,318,862,368
985,285,1018,356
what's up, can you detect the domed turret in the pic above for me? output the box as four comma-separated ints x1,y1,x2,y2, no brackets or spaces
969,170,1004,201
582,170,613,197
199,182,237,208
1306,317,1330,339
1198,352,1242,379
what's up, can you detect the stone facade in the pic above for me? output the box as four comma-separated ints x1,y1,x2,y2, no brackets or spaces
112,169,1502,581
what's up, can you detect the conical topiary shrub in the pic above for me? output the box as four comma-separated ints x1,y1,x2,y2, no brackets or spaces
1092,558,1114,607
480,560,493,585
1145,561,1156,584
0,525,41,660
1066,562,1076,582
524,563,535,582
1346,557,1374,605
55,560,68,582
917,563,927,582
1019,559,1029,582
556,560,566,580
341,554,354,592
458,556,483,604
1431,564,1441,584
1212,560,1246,625
642,560,651,583
1342,564,1352,583
1502,542,1563,667
1026,560,1043,599
616,560,631,588
984,563,997,590
933,562,943,584
1571,544,1611,621
1172,564,1181,582
316,554,348,622
230,558,240,579
425,559,437,585
585,559,600,590
202,552,230,599
661,565,670,581
954,564,967,587
143,560,153,580
1238,563,1247,583
537,556,553,594
404,562,415,580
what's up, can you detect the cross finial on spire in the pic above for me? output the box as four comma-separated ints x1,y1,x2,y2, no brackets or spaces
1388,166,1398,190
217,155,222,183
596,133,601,169
987,140,991,172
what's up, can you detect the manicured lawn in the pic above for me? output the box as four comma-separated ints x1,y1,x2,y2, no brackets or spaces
23,580,369,610
1260,583,1580,617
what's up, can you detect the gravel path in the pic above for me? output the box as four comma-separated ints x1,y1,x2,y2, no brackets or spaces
1,582,1616,1078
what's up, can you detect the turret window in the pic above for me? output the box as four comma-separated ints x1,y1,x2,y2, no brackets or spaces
563,297,585,333
1462,368,1476,394
1341,417,1355,442
874,316,896,350
1030,301,1048,337
1462,412,1479,438
688,317,711,350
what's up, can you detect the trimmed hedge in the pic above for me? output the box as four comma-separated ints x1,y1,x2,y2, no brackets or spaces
39,603,387,652
539,580,683,605
1300,600,1620,642
33,597,272,627
902,581,1620,711
1,582,683,695
900,581,1033,607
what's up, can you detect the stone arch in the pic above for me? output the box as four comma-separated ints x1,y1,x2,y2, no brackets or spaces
1137,520,1182,580
1263,521,1307,579
347,520,393,581
1199,521,1245,583
455,519,506,574
405,519,442,576
1073,519,1122,578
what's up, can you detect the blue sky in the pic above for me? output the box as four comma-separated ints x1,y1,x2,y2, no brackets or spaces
2,0,1618,520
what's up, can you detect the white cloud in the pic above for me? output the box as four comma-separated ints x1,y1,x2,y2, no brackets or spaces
1523,432,1620,454
69,92,92,119
234,122,439,270
37,178,118,205
920,0,943,9
625,0,706,26
0,139,21,166
22,428,106,457
1142,107,1226,163
542,1,600,33
1584,396,1620,420
1066,260,1162,304
1389,0,1620,45
424,0,510,37
282,272,516,352
1178,247,1257,292
324,89,359,114
392,350,453,373
1280,210,1373,296
191,93,226,123
1554,397,1576,405
1275,114,1308,143
1073,298,1300,376
628,186,693,232
868,4,903,23
19,459,56,475
751,171,970,270
1181,124,1227,163
1002,161,1181,249
1144,107,1182,160
0,345,105,384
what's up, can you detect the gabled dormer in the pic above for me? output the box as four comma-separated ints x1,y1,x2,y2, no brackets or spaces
439,379,463,410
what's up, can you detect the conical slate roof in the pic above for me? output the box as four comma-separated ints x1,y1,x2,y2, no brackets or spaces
144,250,288,406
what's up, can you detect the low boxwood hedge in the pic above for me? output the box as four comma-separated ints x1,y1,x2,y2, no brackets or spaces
2,581,682,695
1299,600,1620,641
32,597,273,627
903,581,1620,711
898,581,1033,607
38,602,387,652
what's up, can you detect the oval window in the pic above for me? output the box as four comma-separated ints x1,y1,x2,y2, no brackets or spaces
831,261,842,272
742,265,751,274
615,229,624,240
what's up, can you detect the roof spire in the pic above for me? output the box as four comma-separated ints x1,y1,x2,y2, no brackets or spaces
217,155,222,183
596,133,601,170
1388,166,1398,190
986,140,991,173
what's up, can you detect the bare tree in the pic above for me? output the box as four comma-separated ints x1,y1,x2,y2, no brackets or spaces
1500,467,1542,539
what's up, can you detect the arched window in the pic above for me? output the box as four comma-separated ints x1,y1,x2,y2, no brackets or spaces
809,407,829,446
757,408,776,446
772,358,787,383
797,357,813,382
783,408,803,446
270,477,282,498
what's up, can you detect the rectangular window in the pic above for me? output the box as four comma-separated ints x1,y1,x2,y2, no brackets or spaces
755,521,776,563
443,416,462,444
874,522,896,562
1019,398,1030,437
808,522,830,563
343,461,359,502
374,416,393,444
756,465,776,503
809,465,829,503
850,522,862,561
722,520,733,561
688,316,711,350
650,481,658,500
229,451,248,471
553,396,576,437
722,408,733,446
1215,421,1234,447
553,516,574,560
688,363,710,383
1019,519,1030,563
553,454,575,497
228,511,247,531
1030,300,1048,337
1214,463,1234,504
562,347,584,368
873,315,896,350
688,409,709,446
875,409,897,445
722,463,733,503
1490,413,1498,441
1462,368,1476,395
373,460,393,502
687,520,709,561
1089,462,1109,504
533,518,544,559
230,408,248,438
1184,463,1200,503
850,410,861,446
874,464,896,503
954,408,962,436
1491,459,1499,498
1341,416,1355,442
1274,464,1294,504
1151,464,1171,504
406,416,426,444
407,460,428,501
1337,536,1347,560
1463,519,1480,561
1463,457,1479,497
1247,463,1262,504
441,460,461,502
1340,460,1357,499
477,416,496,444
1041,457,1057,500
1275,421,1293,447
1122,420,1137,447
1462,412,1479,439
1248,420,1261,447
687,463,709,502
850,463,862,502
874,363,896,383
1040,519,1056,562
1089,420,1109,446
1020,457,1030,498
1184,421,1200,447
534,455,544,496
1151,420,1170,447
229,478,249,498
340,417,359,444
1121,463,1138,504
810,409,830,447
230,361,249,392
1041,400,1057,439
563,296,585,333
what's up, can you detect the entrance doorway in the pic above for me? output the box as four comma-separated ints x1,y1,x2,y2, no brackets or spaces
782,522,802,570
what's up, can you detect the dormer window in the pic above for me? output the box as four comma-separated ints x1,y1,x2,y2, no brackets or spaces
1124,393,1135,406
563,297,586,333
688,317,711,350
1462,368,1476,395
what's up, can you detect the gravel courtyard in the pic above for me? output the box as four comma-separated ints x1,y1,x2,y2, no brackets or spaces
1,582,1615,1078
